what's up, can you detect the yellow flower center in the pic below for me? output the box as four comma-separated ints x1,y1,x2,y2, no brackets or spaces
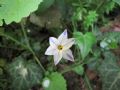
58,45,63,50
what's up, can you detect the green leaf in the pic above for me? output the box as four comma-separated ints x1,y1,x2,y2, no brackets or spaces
43,72,67,90
83,11,98,29
105,1,115,14
0,0,43,25
37,0,55,13
73,65,84,75
74,32,96,59
98,52,120,90
73,7,87,21
7,56,43,90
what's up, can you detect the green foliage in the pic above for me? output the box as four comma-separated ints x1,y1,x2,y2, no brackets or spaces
0,74,8,90
0,0,120,89
98,52,120,90
74,32,96,59
73,65,84,75
72,7,87,21
71,0,116,30
0,0,43,25
113,0,120,5
43,72,67,90
7,56,43,90
96,0,115,14
100,38,118,50
83,11,98,29
101,32,120,44
99,32,120,50
37,0,55,13
104,1,115,14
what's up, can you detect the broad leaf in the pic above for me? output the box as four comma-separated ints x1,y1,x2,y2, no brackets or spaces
37,0,55,13
98,52,120,90
7,56,43,90
74,32,96,59
0,0,43,25
43,72,67,90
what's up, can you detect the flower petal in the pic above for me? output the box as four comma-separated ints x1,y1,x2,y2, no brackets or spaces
49,37,59,47
54,51,62,65
58,29,68,43
45,46,57,55
63,38,75,50
63,49,74,61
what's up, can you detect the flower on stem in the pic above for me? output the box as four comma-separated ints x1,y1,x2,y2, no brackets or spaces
45,29,75,65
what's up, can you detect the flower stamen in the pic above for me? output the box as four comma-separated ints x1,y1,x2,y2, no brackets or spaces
58,45,63,50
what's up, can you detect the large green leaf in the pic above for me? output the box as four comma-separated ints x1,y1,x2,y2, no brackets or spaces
0,0,43,25
74,32,96,59
7,56,43,90
37,0,55,13
43,72,67,90
98,52,120,90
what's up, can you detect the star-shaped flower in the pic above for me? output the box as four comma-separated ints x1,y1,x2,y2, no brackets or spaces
45,29,75,65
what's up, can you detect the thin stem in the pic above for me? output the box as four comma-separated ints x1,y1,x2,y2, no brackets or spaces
72,19,77,32
0,33,28,50
21,21,30,47
21,22,46,72
29,48,46,72
84,73,93,90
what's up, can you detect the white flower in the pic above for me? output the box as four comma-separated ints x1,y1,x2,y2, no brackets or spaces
45,29,75,65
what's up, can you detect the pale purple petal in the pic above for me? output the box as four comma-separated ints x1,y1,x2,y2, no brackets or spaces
45,46,57,55
62,38,75,50
58,29,68,43
49,37,59,47
63,49,74,61
54,51,62,65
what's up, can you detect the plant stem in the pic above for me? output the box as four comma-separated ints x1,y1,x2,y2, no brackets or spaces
72,19,77,32
0,33,28,50
29,48,46,72
84,73,93,90
21,22,46,72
